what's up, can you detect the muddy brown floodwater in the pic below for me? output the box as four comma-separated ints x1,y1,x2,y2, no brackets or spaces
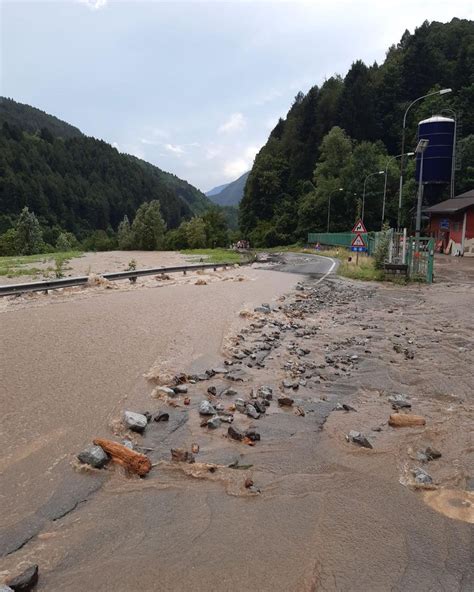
1,254,473,591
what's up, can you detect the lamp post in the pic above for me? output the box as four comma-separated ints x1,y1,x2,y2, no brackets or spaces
415,139,430,255
362,171,384,224
382,152,414,229
327,188,343,233
440,107,457,198
398,88,452,228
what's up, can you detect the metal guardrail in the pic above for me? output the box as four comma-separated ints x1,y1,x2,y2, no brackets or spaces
0,261,247,297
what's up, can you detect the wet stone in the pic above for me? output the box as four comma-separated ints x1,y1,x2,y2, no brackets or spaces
226,369,247,382
153,411,170,422
347,430,373,449
7,564,39,592
207,416,222,429
417,446,442,462
221,388,238,397
413,467,433,484
278,396,294,407
335,403,357,412
123,411,148,433
142,411,152,422
77,445,108,469
246,404,260,419
207,386,217,396
228,425,244,441
199,400,216,416
0,586,14,592
174,385,188,394
245,429,261,442
156,386,176,397
234,398,247,413
253,400,267,414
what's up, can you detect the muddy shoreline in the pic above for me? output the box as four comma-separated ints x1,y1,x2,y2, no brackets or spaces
1,256,473,590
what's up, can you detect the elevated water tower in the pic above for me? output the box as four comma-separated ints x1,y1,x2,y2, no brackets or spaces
415,115,455,190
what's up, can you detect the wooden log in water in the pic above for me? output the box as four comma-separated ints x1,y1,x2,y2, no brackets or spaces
93,438,152,476
388,413,426,427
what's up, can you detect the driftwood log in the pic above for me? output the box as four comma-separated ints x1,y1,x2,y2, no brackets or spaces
93,438,152,476
388,413,426,427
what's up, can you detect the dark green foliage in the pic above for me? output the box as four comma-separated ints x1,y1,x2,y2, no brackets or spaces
0,97,82,139
0,98,212,242
130,201,167,250
240,18,474,243
15,206,43,254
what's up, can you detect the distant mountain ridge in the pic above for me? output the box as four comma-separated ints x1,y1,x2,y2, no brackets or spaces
206,181,230,197
0,97,212,237
207,171,249,206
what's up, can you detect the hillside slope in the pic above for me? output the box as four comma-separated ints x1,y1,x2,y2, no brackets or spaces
240,18,474,244
206,181,230,197
208,171,249,207
0,98,212,236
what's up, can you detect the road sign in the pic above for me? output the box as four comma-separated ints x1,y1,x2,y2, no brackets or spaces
351,246,367,252
351,219,367,233
351,233,366,247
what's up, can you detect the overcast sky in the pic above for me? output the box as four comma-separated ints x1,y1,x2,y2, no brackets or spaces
1,0,473,192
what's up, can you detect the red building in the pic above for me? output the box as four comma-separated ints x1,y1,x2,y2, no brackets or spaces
426,190,474,256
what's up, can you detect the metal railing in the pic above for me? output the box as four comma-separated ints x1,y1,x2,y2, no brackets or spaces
0,261,248,297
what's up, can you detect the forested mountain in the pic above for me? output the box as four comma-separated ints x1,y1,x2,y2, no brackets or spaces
208,171,249,207
0,97,82,139
0,98,212,240
240,18,474,245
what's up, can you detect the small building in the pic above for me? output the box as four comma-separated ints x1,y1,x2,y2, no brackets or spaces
426,190,474,256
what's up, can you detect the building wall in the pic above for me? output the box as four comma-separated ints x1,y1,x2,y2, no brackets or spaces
428,207,474,256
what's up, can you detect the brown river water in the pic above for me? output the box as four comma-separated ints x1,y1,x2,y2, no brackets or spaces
0,257,472,591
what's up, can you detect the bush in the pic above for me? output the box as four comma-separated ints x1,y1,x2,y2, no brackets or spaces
374,228,391,270
0,228,18,256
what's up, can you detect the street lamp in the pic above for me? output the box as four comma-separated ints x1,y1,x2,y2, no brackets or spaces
398,88,452,227
382,152,414,229
415,139,430,253
362,171,384,223
327,188,343,233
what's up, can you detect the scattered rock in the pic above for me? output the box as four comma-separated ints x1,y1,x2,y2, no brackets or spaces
207,386,217,396
417,446,442,462
253,400,267,414
412,467,433,484
123,411,148,433
221,388,238,397
294,406,305,417
207,416,222,429
174,385,188,394
346,430,373,449
228,425,244,441
257,385,273,400
278,396,294,407
195,279,207,285
245,477,254,488
199,400,216,416
389,413,426,427
254,304,271,314
246,404,260,419
0,585,14,592
245,429,261,442
77,444,108,469
226,369,247,382
389,394,411,410
141,411,152,422
234,398,247,413
184,397,191,406
153,411,169,422
6,564,39,592
191,443,200,454
156,386,176,397
171,448,195,463
335,403,357,412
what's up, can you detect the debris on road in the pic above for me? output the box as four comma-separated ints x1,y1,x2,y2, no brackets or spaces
6,564,39,592
93,438,152,476
412,467,433,485
123,411,148,433
171,448,195,463
77,444,109,469
153,411,170,422
199,400,216,415
346,430,373,449
228,425,244,441
389,413,426,427
278,396,294,407
417,446,442,462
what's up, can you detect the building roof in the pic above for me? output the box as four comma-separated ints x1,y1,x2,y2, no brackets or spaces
425,190,474,214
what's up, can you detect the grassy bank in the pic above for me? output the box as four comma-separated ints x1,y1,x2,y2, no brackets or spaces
0,251,82,278
313,248,384,281
180,248,246,264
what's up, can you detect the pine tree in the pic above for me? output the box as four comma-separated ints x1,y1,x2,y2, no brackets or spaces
130,201,166,250
15,207,43,254
117,215,132,250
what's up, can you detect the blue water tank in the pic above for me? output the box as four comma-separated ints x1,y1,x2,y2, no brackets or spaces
415,115,454,184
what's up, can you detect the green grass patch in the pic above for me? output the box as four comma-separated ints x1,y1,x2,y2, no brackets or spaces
0,251,83,278
180,248,246,264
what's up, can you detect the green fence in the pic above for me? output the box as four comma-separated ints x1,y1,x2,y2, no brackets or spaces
406,237,435,284
307,232,375,255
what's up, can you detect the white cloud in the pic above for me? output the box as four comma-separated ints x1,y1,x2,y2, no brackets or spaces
112,141,120,150
78,0,108,10
218,112,246,134
140,138,161,145
222,145,259,180
165,143,185,156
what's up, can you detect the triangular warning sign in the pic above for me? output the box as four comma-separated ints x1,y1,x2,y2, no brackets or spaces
352,219,367,233
351,234,366,247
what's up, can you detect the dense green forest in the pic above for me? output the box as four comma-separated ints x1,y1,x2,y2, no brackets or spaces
0,98,213,252
240,18,474,245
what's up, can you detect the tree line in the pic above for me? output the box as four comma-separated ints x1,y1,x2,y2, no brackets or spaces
240,18,474,246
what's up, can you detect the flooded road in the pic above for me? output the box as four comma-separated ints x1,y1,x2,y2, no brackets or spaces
1,253,472,591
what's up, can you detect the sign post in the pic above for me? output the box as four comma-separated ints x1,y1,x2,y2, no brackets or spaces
351,219,367,265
